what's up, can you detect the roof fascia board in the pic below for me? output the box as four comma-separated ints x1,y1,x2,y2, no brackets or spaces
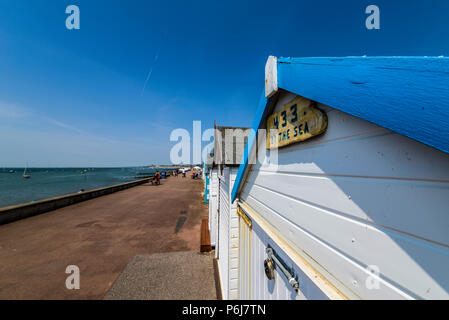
231,89,273,202
277,56,449,154
265,56,278,98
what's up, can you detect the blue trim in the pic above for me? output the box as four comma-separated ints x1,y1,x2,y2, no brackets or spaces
204,173,210,204
278,56,449,154
231,90,271,202
231,56,449,202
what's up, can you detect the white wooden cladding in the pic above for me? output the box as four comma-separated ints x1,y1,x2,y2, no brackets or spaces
239,91,449,299
238,211,251,299
218,170,230,299
208,169,219,247
218,167,239,300
238,216,330,300
265,56,278,98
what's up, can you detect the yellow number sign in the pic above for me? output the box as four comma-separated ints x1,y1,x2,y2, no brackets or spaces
266,96,328,149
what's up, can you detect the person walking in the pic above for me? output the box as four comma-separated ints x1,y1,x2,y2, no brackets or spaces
153,171,161,185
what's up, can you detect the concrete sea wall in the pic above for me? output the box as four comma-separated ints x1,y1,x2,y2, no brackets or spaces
0,178,152,225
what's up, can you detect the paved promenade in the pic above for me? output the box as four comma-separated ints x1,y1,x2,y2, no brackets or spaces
0,176,213,299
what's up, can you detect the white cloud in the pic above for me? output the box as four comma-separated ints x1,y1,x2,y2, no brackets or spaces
0,101,170,166
0,101,30,119
0,100,90,135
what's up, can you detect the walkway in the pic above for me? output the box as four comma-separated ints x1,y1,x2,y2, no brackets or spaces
0,176,213,299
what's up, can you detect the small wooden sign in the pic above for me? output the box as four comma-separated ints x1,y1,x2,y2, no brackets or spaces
266,96,327,149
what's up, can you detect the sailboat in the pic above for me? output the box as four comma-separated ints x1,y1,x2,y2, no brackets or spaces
23,163,31,179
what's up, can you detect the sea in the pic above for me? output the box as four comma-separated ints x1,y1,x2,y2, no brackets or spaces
0,167,171,208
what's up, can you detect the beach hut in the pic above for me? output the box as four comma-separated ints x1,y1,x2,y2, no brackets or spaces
207,149,218,244
209,122,250,300
204,164,210,204
227,56,449,300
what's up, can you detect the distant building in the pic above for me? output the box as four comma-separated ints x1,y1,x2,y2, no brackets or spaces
207,122,249,300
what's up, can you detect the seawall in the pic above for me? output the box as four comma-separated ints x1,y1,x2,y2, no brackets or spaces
0,178,152,225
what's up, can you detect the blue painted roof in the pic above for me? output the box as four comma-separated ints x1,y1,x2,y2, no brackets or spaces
231,56,449,202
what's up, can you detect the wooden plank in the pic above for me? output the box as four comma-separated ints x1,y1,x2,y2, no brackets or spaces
200,218,212,253
213,258,223,300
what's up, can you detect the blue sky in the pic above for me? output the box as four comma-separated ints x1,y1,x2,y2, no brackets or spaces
0,0,448,166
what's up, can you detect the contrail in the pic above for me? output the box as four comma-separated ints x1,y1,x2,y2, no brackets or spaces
141,47,161,96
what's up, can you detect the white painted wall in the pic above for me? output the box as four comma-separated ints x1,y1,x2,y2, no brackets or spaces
218,168,230,299
217,166,239,300
228,167,239,300
239,91,449,299
238,212,251,299
238,209,330,300
208,169,219,247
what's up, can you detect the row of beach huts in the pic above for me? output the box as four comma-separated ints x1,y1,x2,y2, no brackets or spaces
203,56,449,300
